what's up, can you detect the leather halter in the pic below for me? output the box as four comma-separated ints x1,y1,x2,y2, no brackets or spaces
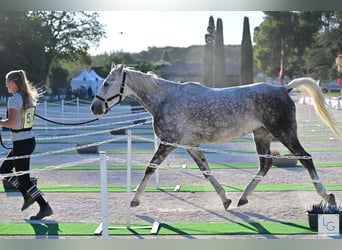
95,71,127,113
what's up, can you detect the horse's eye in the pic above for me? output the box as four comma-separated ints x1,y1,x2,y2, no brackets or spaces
103,82,110,87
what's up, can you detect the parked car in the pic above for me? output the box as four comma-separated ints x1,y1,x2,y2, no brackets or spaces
319,79,342,93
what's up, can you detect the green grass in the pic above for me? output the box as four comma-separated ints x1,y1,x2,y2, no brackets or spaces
0,221,317,236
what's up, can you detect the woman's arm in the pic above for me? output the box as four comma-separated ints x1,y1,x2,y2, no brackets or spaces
0,108,18,129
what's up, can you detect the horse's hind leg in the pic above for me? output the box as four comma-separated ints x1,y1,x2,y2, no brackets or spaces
186,148,232,210
301,158,336,205
238,128,273,207
131,144,176,207
279,135,336,205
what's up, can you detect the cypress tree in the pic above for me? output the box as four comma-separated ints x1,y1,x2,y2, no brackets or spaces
161,49,171,62
203,16,215,85
213,18,225,87
240,16,254,85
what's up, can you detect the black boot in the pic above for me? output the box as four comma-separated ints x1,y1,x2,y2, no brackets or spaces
21,193,35,211
29,203,53,220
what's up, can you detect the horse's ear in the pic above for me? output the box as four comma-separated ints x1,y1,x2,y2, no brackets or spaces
111,62,116,69
118,64,124,72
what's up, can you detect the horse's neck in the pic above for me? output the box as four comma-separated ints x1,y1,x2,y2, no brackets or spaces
126,72,169,115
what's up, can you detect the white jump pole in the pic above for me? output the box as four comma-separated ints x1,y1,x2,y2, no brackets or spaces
126,130,132,228
337,96,341,109
61,98,65,126
76,97,80,120
95,131,160,236
99,151,109,239
124,130,159,232
154,133,159,188
44,100,48,131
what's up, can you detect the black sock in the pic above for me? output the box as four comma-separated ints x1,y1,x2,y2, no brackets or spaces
17,186,27,197
27,185,47,207
35,195,48,207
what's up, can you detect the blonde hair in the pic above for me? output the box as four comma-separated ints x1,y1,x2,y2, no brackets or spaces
6,70,39,110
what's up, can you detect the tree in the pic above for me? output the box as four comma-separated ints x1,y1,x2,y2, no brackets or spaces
59,51,92,77
254,11,321,80
213,18,225,87
100,52,139,76
203,16,215,85
240,16,254,85
0,12,49,94
254,12,292,79
203,16,226,87
50,65,69,94
139,46,164,62
135,61,159,74
304,11,342,80
30,11,106,93
102,54,126,75
292,12,322,77
160,49,171,62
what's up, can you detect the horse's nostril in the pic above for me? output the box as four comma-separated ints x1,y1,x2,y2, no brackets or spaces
91,104,99,114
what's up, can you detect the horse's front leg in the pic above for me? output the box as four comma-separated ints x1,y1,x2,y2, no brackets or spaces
237,157,272,206
131,144,176,207
238,128,273,207
186,148,232,210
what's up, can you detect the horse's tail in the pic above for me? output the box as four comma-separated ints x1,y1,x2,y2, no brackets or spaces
286,77,342,139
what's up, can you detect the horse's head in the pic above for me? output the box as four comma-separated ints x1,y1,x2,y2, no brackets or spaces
91,63,127,116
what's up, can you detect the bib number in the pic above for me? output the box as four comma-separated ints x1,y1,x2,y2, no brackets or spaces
23,107,35,129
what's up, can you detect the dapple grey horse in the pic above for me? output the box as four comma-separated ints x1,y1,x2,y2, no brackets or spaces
91,63,341,210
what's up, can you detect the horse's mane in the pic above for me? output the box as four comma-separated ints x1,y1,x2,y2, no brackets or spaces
126,68,164,95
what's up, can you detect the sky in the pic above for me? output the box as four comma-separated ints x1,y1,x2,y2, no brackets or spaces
89,11,265,55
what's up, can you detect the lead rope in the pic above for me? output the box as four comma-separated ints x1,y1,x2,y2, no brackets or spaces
0,71,128,150
0,115,12,149
34,113,99,126
0,114,99,150
0,132,12,149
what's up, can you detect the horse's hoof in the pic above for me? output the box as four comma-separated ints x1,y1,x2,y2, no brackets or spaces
237,198,248,207
328,193,336,205
130,199,140,207
223,199,232,210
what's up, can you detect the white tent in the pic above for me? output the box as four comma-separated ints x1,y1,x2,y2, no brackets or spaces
70,69,104,96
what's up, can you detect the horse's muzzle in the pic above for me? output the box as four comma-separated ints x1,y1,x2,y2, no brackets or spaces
90,100,105,116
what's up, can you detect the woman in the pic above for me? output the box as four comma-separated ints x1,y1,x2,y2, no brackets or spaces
0,70,52,220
